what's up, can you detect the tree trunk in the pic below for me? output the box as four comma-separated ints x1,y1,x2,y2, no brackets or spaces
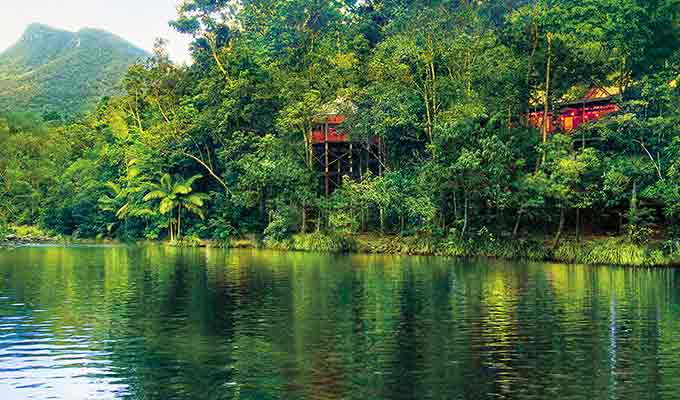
541,32,553,166
177,206,181,241
260,189,266,223
630,181,638,223
169,208,174,241
553,205,565,249
453,190,458,220
513,210,523,238
619,54,626,98
301,201,307,234
525,16,538,124
379,208,385,234
575,208,581,243
462,195,469,237
317,209,322,232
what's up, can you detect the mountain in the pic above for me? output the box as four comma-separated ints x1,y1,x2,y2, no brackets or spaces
0,24,149,118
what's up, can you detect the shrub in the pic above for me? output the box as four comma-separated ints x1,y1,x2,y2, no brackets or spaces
226,238,257,248
584,239,647,266
355,235,440,255
624,204,656,245
0,222,7,240
172,235,203,248
554,238,668,267
663,239,680,257
553,241,587,264
439,236,470,257
485,239,551,261
10,225,56,240
291,232,357,253
328,210,359,234
625,224,654,245
263,209,295,242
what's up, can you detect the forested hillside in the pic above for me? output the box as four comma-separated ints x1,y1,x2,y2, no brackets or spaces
0,24,148,118
1,1,680,262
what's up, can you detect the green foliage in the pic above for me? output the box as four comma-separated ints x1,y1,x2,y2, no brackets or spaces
263,208,296,242
1,1,680,267
554,239,669,267
624,224,655,246
328,209,360,234
171,234,203,248
357,235,442,256
267,232,357,253
7,225,58,241
143,174,210,241
291,233,358,253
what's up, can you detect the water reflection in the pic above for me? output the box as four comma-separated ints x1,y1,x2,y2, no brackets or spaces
0,246,678,399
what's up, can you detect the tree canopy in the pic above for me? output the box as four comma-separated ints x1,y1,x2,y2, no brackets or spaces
1,0,679,246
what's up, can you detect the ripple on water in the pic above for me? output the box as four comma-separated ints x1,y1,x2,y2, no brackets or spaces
0,248,679,399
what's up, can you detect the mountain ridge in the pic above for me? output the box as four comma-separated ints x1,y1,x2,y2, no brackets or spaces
0,24,149,118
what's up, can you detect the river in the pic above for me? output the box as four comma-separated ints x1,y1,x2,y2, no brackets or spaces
0,245,679,399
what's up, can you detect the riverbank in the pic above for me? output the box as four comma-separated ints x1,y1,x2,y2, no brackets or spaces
0,225,62,246
0,225,120,247
226,233,678,268
3,226,676,267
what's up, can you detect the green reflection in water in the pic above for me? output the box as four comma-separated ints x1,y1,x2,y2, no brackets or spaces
0,246,679,400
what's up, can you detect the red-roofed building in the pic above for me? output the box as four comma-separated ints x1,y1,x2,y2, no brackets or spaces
310,114,385,196
528,85,621,133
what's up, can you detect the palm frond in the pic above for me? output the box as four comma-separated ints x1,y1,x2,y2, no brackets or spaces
173,184,192,195
159,198,176,214
127,167,141,179
183,174,203,188
143,190,167,202
98,195,116,211
185,193,210,207
160,173,173,190
129,208,156,218
116,203,131,220
105,181,122,195
183,203,205,219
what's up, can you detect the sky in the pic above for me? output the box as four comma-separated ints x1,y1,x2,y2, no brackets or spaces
0,0,193,63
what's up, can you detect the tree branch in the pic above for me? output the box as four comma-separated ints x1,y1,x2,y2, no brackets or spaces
634,139,662,179
184,152,230,194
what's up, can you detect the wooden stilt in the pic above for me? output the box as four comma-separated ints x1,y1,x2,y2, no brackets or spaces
359,143,364,180
349,143,353,178
324,122,329,197
378,136,383,177
366,142,370,177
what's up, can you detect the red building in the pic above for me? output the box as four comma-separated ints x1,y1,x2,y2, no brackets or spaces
528,86,621,133
311,114,348,144
311,114,385,195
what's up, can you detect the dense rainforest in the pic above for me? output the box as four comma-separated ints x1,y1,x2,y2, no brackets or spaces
1,0,680,262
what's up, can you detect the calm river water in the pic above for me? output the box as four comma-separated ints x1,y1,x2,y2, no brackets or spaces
0,245,679,399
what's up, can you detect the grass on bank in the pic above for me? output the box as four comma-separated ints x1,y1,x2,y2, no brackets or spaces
259,232,675,267
164,230,675,267
1,225,61,242
3,224,673,267
552,238,667,267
